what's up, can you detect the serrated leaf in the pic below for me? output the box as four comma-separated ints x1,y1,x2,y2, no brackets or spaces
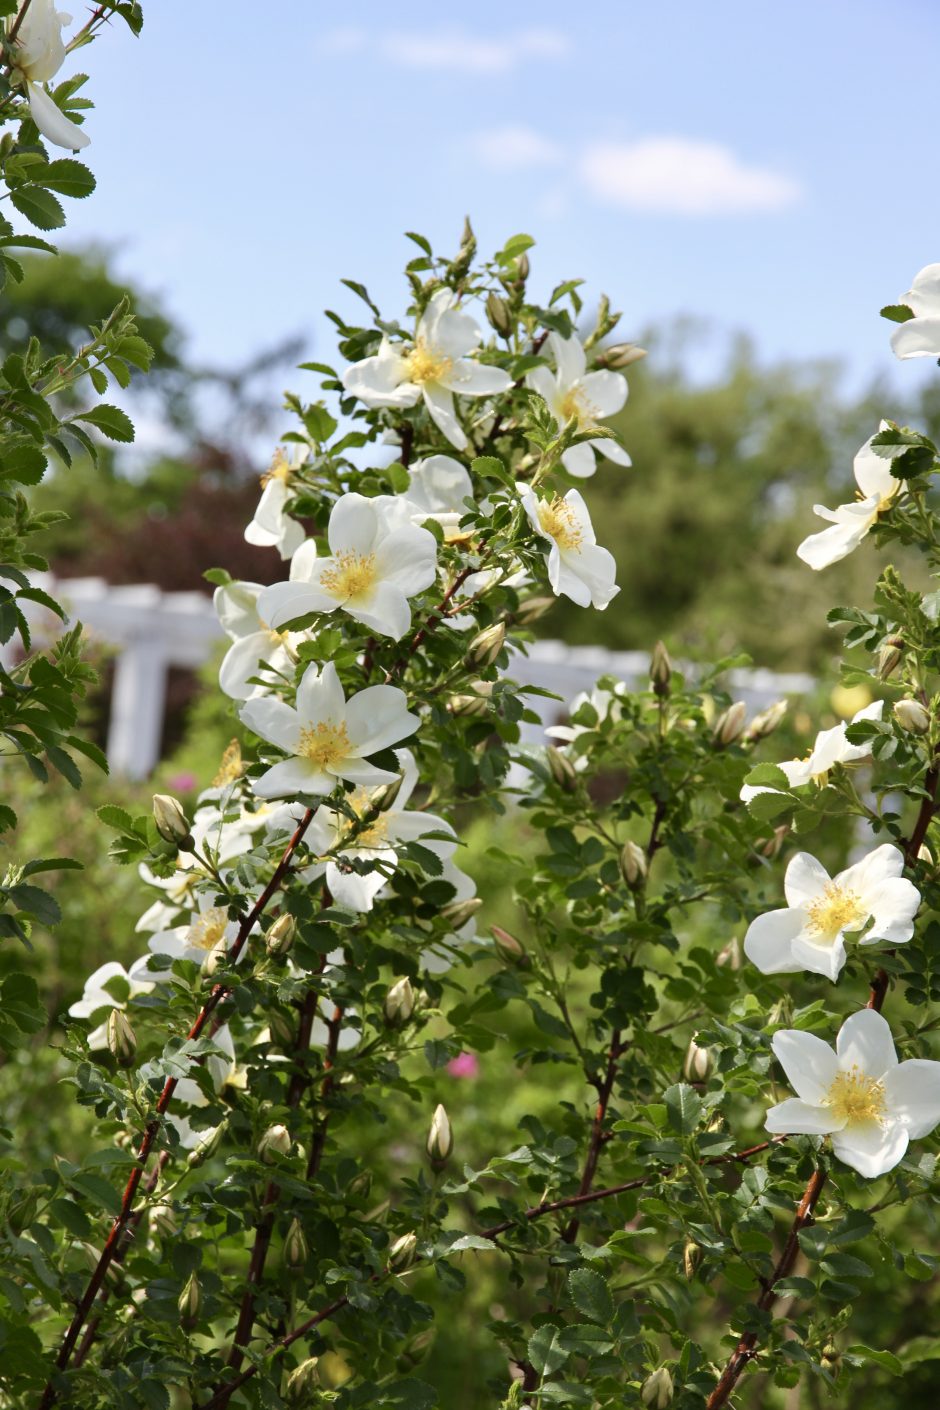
567,1267,614,1325
663,1082,703,1135
9,187,65,231
96,803,135,832
71,404,134,442
36,159,96,198
528,1323,569,1375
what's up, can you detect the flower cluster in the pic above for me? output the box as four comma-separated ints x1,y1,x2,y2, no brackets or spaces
740,293,940,1176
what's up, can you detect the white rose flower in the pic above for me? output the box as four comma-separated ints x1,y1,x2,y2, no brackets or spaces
257,492,437,642
520,486,619,609
240,661,418,799
341,289,512,452
766,1008,940,1177
740,700,884,804
402,455,474,542
889,263,940,360
67,961,153,1049
300,750,457,913
170,1025,240,1150
10,0,90,150
797,425,903,570
245,445,307,561
142,892,249,976
135,806,255,933
525,331,630,479
744,844,920,982
214,579,307,701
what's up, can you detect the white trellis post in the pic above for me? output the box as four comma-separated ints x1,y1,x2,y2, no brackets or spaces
17,578,817,780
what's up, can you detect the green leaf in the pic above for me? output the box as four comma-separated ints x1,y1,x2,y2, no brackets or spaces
497,233,535,266
745,789,794,823
845,1345,902,1375
71,404,135,442
449,1234,496,1252
9,187,65,231
0,973,45,1036
880,304,914,323
0,444,46,485
48,1197,91,1238
743,763,792,789
5,884,60,926
96,803,135,832
528,1323,569,1376
663,1082,703,1135
36,159,96,198
567,1268,614,1325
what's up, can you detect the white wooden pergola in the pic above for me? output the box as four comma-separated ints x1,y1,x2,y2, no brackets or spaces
19,578,815,779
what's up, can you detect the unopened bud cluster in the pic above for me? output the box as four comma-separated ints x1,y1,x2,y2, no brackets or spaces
258,1123,291,1164
895,697,930,735
547,745,577,791
152,794,193,849
641,1367,674,1408
712,701,747,747
265,913,296,959
619,840,647,889
682,1037,714,1083
650,641,672,697
107,1008,137,1067
383,976,416,1029
286,1356,320,1404
466,620,506,669
389,1230,418,1271
491,925,528,966
426,1103,453,1165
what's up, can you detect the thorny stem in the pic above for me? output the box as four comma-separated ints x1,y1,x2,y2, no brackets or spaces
562,1030,624,1243
202,1135,786,1407
704,1168,828,1410
38,807,317,1409
218,982,323,1388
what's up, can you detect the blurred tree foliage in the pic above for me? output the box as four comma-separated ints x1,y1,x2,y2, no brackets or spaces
6,248,935,673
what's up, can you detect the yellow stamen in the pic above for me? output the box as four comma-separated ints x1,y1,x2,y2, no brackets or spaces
559,385,599,426
261,448,294,488
538,496,583,551
299,720,350,770
213,739,244,787
824,1064,886,1124
319,551,378,602
805,882,866,941
186,907,229,952
404,339,452,386
341,788,389,847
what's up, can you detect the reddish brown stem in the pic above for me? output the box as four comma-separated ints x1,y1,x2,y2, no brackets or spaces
384,566,477,683
203,1133,781,1405
562,1031,623,1243
221,987,321,1387
306,1005,343,1181
38,808,316,1409
868,760,938,1012
705,1167,827,1410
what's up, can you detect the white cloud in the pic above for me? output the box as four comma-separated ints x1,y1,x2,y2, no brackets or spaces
380,28,568,74
579,137,801,215
470,126,563,171
318,28,368,56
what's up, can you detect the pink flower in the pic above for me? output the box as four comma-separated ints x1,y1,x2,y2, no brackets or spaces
447,1052,479,1079
166,772,197,794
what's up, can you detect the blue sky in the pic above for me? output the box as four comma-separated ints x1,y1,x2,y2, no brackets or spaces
64,0,940,399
